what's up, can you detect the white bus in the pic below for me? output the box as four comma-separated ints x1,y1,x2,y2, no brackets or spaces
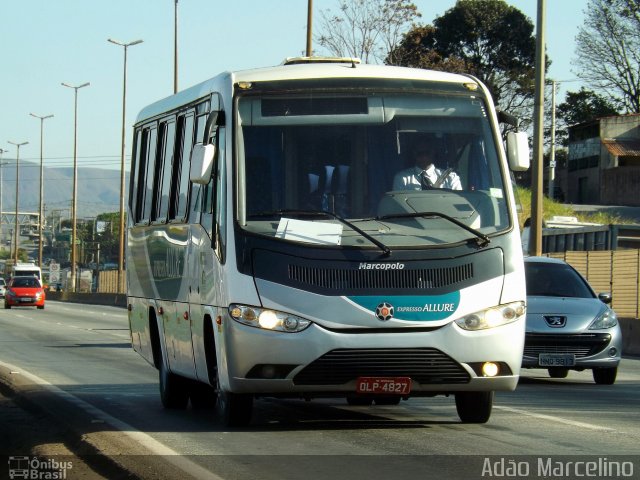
127,58,530,426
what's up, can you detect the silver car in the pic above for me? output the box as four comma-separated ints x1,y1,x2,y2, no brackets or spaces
0,277,5,298
522,256,622,384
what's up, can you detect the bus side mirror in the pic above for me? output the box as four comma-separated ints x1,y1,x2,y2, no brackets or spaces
506,132,530,171
190,143,216,184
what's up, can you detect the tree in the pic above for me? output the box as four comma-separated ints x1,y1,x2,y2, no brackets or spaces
316,0,421,64
574,0,640,113
555,88,621,146
388,0,538,123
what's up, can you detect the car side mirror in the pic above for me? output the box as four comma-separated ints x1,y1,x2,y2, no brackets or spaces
598,292,612,304
506,131,530,171
190,143,216,185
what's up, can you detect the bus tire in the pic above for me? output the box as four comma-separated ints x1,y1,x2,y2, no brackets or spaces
455,391,493,423
190,381,217,409
346,396,373,406
159,358,189,409
215,378,253,427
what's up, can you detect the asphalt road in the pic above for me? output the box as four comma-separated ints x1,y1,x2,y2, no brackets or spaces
1,301,639,480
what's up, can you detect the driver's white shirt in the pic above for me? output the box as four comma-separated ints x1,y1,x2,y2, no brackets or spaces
392,165,462,191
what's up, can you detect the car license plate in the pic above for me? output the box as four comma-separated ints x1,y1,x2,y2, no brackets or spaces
356,377,412,395
539,353,576,367
20,297,34,303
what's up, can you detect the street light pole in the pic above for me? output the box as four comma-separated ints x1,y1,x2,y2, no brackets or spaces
7,141,29,264
108,38,143,294
0,148,7,245
61,82,90,292
30,113,54,269
174,0,179,93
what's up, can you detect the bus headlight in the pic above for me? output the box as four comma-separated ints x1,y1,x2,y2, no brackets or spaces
229,304,312,333
455,301,525,331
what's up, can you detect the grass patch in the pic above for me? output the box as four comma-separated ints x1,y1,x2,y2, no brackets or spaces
515,186,632,229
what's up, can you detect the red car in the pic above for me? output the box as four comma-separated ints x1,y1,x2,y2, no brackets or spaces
4,276,45,309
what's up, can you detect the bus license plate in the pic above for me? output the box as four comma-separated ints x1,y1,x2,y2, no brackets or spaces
539,354,575,367
356,377,412,395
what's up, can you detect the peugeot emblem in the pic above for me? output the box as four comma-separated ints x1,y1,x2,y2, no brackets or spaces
544,315,567,327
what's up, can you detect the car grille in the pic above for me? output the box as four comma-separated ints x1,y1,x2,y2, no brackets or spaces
293,348,470,385
523,333,612,358
288,263,473,290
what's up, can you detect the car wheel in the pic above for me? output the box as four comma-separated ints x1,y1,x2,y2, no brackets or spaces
159,358,189,409
455,391,493,423
374,396,402,406
215,377,253,427
37,305,45,310
346,396,373,406
548,368,569,379
4,303,10,309
593,367,617,385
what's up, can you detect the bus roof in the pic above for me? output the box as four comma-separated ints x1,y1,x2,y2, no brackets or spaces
134,60,477,125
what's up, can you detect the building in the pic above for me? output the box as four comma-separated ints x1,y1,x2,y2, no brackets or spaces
559,114,640,205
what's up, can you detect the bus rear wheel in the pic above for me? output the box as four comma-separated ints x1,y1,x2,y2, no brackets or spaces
159,359,189,409
455,391,493,423
215,379,253,427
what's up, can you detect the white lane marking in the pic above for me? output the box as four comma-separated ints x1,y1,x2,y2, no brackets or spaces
0,360,224,480
495,405,616,432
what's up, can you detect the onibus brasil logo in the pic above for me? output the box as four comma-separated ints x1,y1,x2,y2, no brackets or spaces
8,456,73,479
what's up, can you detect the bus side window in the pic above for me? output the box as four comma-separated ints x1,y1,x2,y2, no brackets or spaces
129,130,141,222
188,112,210,224
156,119,176,222
173,113,195,221
141,127,159,223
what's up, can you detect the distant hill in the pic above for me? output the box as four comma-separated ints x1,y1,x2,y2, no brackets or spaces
0,160,128,219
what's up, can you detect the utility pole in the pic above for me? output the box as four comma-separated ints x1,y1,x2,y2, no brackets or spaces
8,141,28,263
30,113,54,269
0,148,8,245
529,0,546,257
108,38,143,294
548,80,557,201
306,0,313,56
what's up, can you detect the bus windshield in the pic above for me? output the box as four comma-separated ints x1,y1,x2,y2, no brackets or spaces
237,88,510,249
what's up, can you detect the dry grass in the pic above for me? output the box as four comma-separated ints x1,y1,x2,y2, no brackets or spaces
515,186,633,229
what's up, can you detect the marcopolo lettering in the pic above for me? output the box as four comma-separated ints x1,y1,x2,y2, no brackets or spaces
358,262,405,270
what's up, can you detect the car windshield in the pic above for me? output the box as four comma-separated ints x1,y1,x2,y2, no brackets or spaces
11,277,40,288
525,261,594,298
237,85,510,249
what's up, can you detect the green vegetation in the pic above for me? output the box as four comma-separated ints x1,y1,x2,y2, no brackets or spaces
515,186,633,229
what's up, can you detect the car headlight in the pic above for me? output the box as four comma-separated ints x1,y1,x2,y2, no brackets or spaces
6,290,15,298
455,301,526,331
589,308,618,329
35,292,43,300
229,304,312,333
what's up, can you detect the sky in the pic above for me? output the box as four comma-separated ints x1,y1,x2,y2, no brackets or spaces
0,0,587,174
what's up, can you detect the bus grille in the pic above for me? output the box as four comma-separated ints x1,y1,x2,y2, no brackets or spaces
523,333,611,358
293,348,470,385
288,263,473,291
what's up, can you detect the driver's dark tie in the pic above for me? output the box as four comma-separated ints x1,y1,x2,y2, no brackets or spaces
420,171,433,190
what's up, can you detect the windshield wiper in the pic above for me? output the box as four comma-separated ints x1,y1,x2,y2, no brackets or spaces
249,209,392,256
375,211,491,248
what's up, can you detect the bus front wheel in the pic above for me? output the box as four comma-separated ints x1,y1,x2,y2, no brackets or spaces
159,359,189,409
216,379,253,427
455,391,493,423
